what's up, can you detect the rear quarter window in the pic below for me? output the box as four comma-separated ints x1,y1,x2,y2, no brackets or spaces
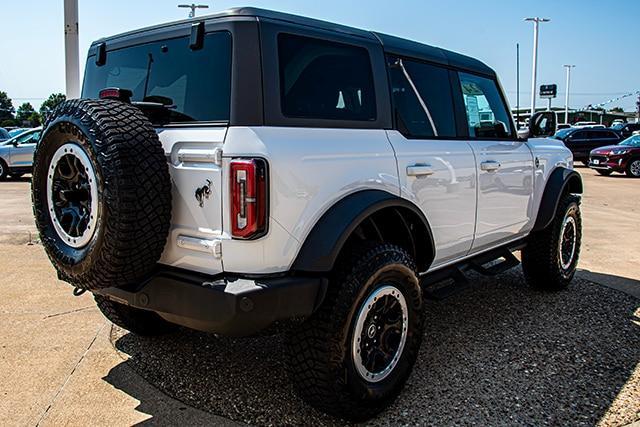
82,31,232,123
277,33,376,121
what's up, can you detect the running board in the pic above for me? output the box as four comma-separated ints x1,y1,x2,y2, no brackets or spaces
421,242,524,301
466,249,520,276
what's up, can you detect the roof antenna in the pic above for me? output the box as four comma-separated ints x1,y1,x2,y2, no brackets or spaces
178,3,209,18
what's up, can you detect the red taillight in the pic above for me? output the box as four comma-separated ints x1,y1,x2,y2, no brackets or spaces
98,87,132,102
230,159,268,239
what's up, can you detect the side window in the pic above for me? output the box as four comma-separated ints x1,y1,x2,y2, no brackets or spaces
388,58,434,138
17,131,40,145
278,34,376,121
458,72,513,139
388,57,456,138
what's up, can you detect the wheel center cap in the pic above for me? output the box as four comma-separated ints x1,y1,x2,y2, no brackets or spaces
367,324,377,339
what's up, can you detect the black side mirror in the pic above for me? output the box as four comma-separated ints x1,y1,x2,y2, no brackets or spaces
530,111,557,138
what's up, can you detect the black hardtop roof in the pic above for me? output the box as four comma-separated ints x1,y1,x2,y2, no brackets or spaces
94,6,495,77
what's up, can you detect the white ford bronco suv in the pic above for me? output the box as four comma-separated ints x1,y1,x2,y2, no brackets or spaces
31,8,582,421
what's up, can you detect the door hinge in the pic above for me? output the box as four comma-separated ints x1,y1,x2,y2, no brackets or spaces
213,147,223,166
212,239,222,258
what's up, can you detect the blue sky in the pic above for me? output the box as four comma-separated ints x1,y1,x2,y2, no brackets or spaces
1,0,638,112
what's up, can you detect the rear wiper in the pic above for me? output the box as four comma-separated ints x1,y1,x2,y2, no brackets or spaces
131,101,196,125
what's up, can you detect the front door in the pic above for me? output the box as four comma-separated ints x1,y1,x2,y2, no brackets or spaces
9,129,40,167
385,56,477,267
456,71,535,253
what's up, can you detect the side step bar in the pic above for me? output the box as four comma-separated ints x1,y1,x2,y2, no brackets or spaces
421,241,525,301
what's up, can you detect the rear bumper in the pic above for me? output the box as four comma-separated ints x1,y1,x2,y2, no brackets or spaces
94,267,328,336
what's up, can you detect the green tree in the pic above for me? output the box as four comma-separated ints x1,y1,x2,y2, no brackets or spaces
610,107,624,113
0,91,14,121
16,102,36,124
28,112,42,126
0,119,18,128
39,93,66,119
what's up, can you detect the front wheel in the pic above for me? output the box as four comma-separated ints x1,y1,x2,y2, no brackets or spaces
626,158,640,178
286,244,425,421
522,193,582,291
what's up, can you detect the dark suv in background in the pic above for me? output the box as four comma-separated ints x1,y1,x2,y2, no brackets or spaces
611,122,640,139
554,127,621,164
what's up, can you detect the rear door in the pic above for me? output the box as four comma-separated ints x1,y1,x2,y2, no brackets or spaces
456,71,535,252
82,30,232,275
385,56,477,266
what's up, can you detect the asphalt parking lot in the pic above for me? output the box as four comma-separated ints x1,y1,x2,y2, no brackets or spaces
0,168,638,426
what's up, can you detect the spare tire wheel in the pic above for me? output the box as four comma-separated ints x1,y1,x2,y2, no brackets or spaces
32,99,171,290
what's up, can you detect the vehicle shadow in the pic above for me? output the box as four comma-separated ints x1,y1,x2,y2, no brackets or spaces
102,362,240,426
110,268,640,426
578,268,640,299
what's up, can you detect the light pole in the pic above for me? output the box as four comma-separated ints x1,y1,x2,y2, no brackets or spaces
516,43,520,127
563,65,575,124
178,3,209,18
524,17,550,121
63,0,80,99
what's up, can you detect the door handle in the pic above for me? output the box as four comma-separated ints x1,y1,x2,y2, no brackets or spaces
480,160,501,172
406,164,434,177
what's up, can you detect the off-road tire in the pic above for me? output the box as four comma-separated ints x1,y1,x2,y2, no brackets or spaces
522,193,582,291
286,244,425,421
625,158,640,178
95,295,175,336
595,169,612,176
32,99,171,290
0,159,8,180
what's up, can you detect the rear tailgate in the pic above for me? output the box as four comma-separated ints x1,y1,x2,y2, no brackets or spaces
157,127,226,275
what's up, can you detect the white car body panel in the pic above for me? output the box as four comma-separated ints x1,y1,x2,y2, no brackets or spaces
219,126,399,274
385,130,477,268
156,126,574,276
157,126,226,275
467,139,535,253
525,136,574,224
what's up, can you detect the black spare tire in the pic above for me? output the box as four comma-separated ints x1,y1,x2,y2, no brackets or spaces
32,99,171,290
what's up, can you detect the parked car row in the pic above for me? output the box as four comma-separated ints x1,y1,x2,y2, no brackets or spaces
549,119,640,177
0,127,41,180
553,127,622,164
588,134,640,177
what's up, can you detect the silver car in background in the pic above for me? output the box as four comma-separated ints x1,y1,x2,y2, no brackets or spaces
0,127,42,179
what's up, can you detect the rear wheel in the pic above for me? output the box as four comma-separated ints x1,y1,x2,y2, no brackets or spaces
286,244,425,421
0,159,7,180
522,193,581,291
95,295,175,336
595,169,612,176
626,158,640,178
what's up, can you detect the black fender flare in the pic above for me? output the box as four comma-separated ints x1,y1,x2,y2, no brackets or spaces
291,190,435,273
532,167,583,232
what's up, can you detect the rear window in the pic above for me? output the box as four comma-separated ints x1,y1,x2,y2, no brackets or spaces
278,33,376,121
82,31,232,123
